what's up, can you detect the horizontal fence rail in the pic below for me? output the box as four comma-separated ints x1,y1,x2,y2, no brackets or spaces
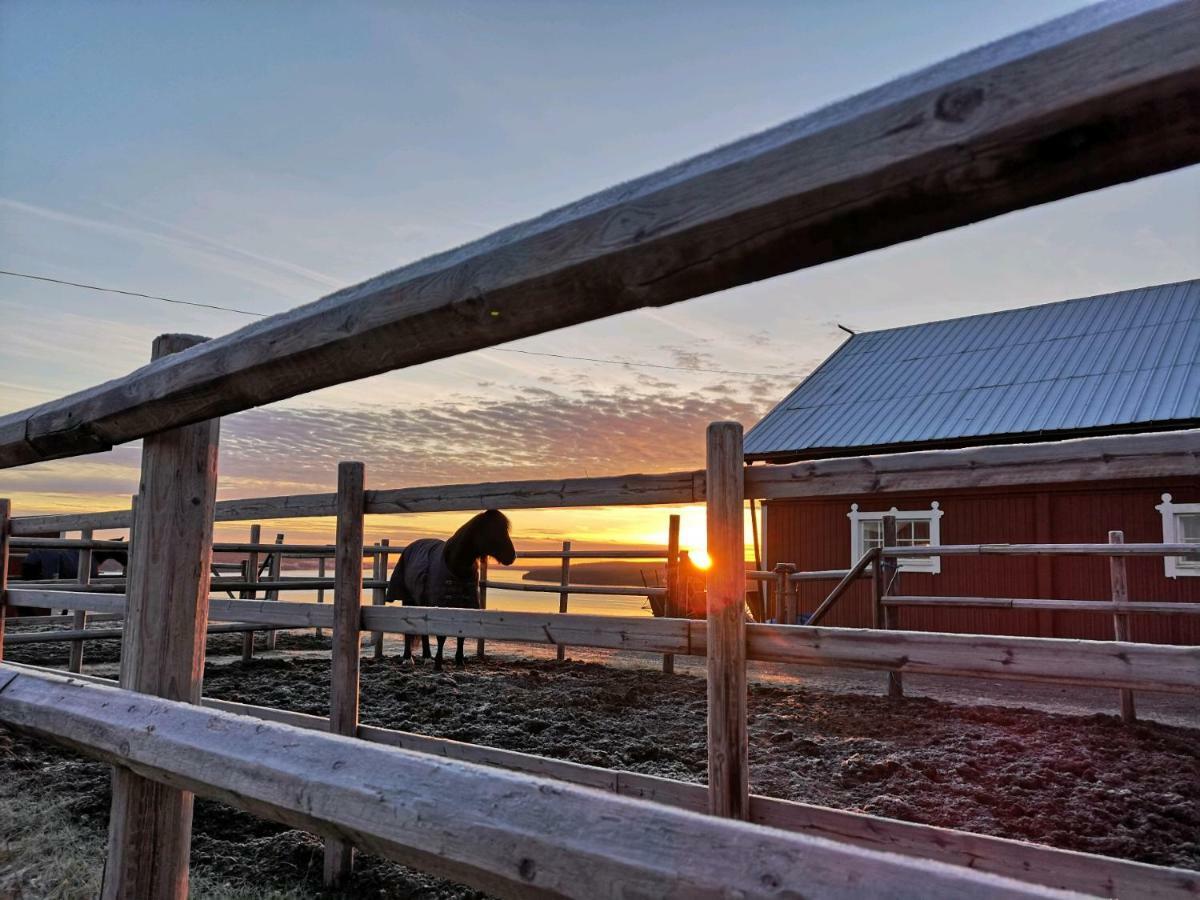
9,427,1200,536
886,543,1199,557
9,535,669,560
0,666,1071,899
886,597,1200,615
9,591,1197,694
6,660,1191,900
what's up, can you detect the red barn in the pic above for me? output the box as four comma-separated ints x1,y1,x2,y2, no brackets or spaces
746,281,1200,644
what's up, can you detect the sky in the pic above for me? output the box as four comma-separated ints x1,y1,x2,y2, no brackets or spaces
1,1,1197,554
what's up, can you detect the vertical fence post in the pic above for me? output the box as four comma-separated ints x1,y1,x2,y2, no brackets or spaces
0,499,9,662
706,422,748,820
265,533,283,650
68,528,93,673
103,333,219,900
663,515,680,674
556,540,571,661
476,556,488,660
316,555,327,638
772,564,789,623
241,524,261,663
880,514,904,699
1109,530,1136,723
678,550,691,618
373,538,390,659
749,499,767,620
324,461,365,888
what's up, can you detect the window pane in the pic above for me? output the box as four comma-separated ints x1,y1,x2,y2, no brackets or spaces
861,520,882,550
1180,514,1200,564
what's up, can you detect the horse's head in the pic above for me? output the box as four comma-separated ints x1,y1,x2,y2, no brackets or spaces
95,537,129,570
477,509,516,565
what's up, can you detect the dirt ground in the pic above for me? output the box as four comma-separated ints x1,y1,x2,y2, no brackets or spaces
2,631,1198,898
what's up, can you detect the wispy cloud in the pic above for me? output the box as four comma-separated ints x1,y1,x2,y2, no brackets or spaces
0,196,337,303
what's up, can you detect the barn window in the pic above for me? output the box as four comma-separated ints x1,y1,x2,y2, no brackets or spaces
847,502,943,574
1156,494,1200,578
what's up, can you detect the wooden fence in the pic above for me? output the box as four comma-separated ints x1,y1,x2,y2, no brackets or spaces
1,2,1199,895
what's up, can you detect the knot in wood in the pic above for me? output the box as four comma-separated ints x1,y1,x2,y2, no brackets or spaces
935,85,984,123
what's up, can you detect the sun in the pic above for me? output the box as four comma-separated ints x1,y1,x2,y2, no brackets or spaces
689,549,712,570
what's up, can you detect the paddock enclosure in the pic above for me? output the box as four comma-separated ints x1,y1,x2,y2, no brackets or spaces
2,2,1200,897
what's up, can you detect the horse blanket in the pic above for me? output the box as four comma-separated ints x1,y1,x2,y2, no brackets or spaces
21,549,83,580
385,538,479,609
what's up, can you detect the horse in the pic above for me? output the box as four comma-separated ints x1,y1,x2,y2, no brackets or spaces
20,545,128,580
385,509,516,670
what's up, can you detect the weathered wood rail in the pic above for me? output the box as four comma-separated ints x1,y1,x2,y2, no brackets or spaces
10,590,1198,694
3,2,1200,894
0,665,1082,899
8,659,1194,900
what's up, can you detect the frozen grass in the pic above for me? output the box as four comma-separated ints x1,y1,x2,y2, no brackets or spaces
0,775,315,900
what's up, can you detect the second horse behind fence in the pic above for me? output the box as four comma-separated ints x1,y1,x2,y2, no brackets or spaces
384,509,516,670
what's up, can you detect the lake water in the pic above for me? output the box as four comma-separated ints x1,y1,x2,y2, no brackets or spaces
239,565,654,618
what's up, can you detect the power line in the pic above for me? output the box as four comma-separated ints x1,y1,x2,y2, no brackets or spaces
0,267,795,379
0,269,264,318
493,347,788,378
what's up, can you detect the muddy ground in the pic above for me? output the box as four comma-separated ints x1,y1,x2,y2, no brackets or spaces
2,631,1198,898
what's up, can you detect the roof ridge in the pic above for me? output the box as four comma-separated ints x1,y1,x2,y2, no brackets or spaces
856,277,1199,337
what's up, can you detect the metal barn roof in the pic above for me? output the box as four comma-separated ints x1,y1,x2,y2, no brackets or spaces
744,280,1200,461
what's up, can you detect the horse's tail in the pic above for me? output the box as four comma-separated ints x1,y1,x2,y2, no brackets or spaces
384,552,407,604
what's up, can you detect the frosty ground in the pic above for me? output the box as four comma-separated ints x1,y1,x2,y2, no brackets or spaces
2,630,1197,899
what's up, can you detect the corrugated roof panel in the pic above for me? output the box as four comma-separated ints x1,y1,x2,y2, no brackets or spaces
743,279,1200,458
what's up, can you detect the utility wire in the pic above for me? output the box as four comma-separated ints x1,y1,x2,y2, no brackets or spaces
493,347,787,378
0,267,794,379
0,268,264,318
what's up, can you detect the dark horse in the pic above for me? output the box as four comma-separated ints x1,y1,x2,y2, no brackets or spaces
385,509,516,670
21,546,127,580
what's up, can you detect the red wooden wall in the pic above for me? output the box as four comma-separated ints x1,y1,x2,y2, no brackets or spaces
763,478,1200,645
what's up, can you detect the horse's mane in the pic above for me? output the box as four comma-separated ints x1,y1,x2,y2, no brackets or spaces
444,509,512,575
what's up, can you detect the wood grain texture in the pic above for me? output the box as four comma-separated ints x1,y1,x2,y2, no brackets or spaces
1110,531,1137,723
0,500,9,663
264,534,283,650
706,422,747,819
20,589,1196,693
104,333,219,900
325,461,365,887
881,515,903,699
745,429,1200,501
741,624,1200,694
663,515,680,673
6,658,1196,899
241,524,261,662
68,528,93,673
2,1,1198,469
884,597,1200,614
0,666,1074,899
557,541,570,661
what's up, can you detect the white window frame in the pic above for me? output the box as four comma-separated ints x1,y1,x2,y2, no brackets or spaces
847,502,943,574
1155,493,1200,578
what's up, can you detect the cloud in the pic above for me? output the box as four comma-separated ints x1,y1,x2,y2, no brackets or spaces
217,379,792,492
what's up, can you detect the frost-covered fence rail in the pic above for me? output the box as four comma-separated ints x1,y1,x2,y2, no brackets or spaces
8,660,1194,900
0,665,1079,900
11,589,1199,695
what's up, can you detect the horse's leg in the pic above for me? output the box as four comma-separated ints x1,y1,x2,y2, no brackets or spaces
455,636,465,669
421,634,432,660
434,635,446,672
401,633,413,667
